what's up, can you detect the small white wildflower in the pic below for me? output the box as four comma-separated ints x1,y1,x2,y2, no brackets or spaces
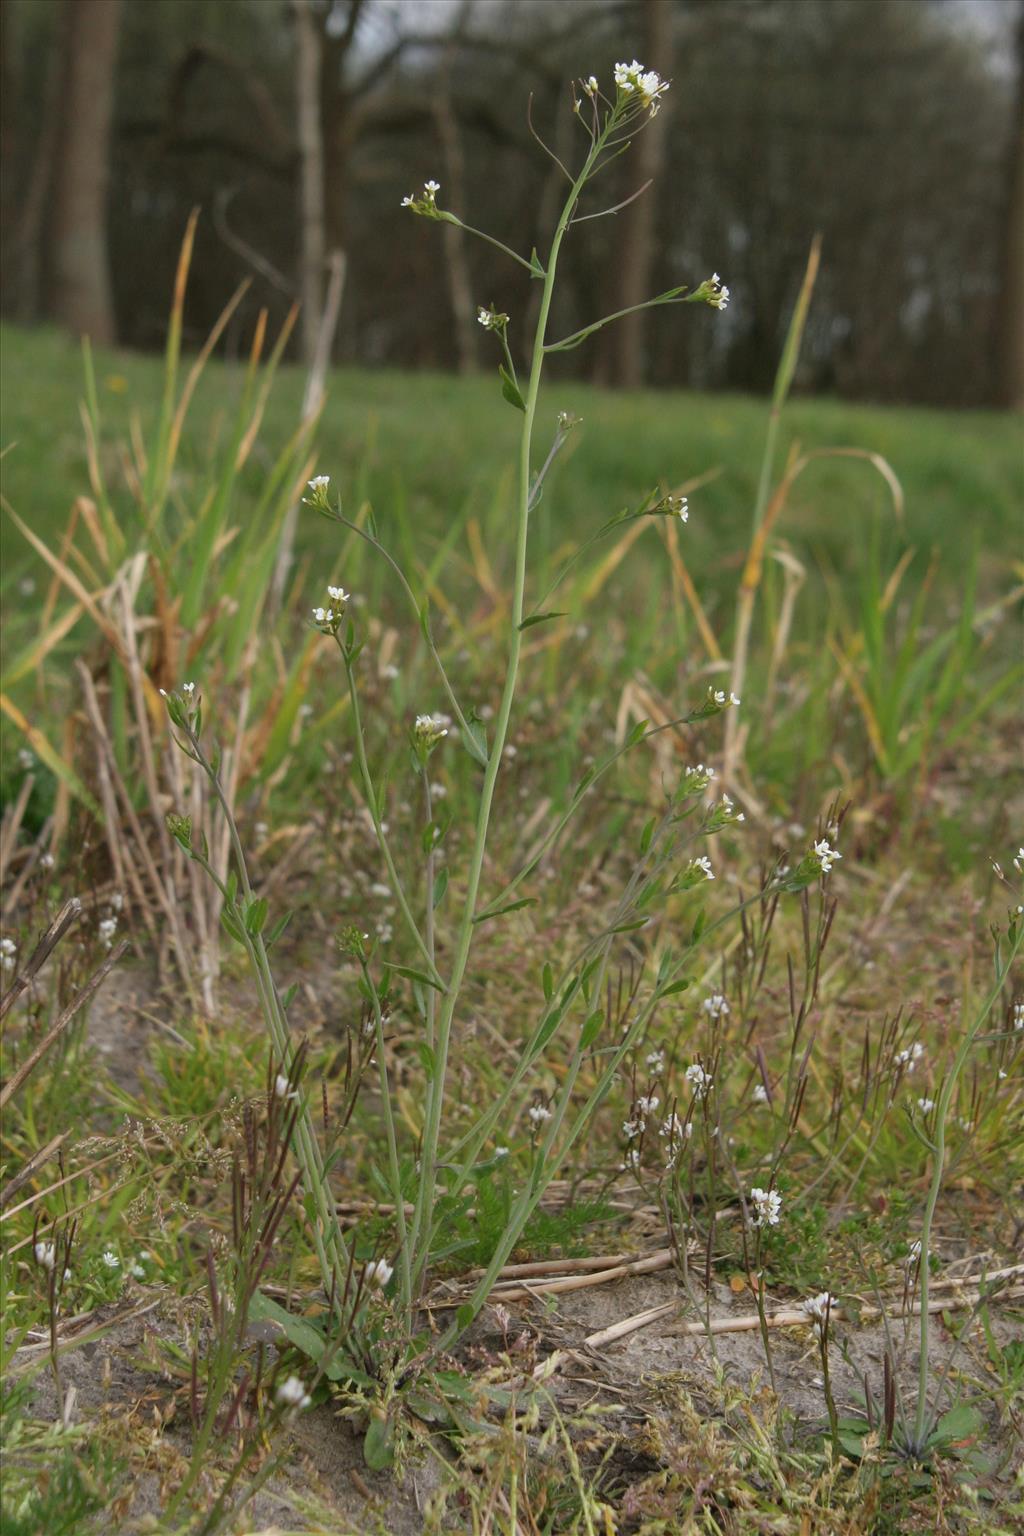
584,74,598,95
276,1375,312,1410
273,1073,297,1101
622,1118,642,1139
802,1291,836,1329
905,1240,923,1268
752,1084,769,1104
414,713,450,752
750,1186,782,1228
182,681,196,697
39,851,55,869
527,1104,552,1126
17,748,35,771
707,274,730,310
702,993,730,1019
691,854,715,881
327,585,349,603
423,179,440,199
895,1042,925,1071
916,1097,935,1114
400,194,414,207
307,475,330,493
98,916,118,949
364,1258,394,1289
636,1094,660,1116
621,1147,641,1172
812,839,842,875
1013,847,1023,873
129,1261,146,1279
1013,1002,1023,1030
34,1241,56,1271
110,892,124,912
101,1249,120,1269
685,1062,713,1099
646,1049,666,1073
493,1145,510,1159
0,937,16,971
660,1111,688,1142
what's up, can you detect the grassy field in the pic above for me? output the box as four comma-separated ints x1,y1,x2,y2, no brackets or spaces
1,314,1022,1535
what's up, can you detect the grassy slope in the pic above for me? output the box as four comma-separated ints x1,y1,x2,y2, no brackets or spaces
2,322,1020,611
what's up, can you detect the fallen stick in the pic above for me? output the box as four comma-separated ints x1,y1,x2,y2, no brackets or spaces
485,1250,674,1303
584,1282,1024,1349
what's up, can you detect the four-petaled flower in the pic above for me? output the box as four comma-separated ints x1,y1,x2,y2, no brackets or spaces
364,1258,393,1289
702,993,730,1019
276,1375,312,1410
813,839,842,874
685,1062,713,1099
802,1291,836,1330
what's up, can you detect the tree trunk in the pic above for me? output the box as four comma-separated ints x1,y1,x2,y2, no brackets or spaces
434,0,479,375
294,0,326,368
612,0,675,389
996,5,1024,409
48,0,121,344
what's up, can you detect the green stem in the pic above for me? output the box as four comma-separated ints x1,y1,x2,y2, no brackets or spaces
408,133,603,1291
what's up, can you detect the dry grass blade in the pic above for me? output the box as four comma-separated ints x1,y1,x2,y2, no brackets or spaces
0,939,128,1109
0,896,83,1022
0,1132,70,1209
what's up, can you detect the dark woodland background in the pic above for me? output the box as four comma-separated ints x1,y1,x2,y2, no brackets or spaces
2,0,1022,407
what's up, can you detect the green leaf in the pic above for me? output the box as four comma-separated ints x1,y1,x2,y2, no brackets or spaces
456,1302,476,1332
519,611,567,630
389,963,445,992
363,1416,395,1471
580,1008,604,1049
244,896,268,935
611,916,649,933
542,963,554,1001
639,816,656,855
659,977,691,998
415,1041,436,1075
265,910,292,949
248,1292,375,1388
626,718,649,747
473,897,537,925
529,247,546,280
432,868,449,909
933,1404,983,1444
690,909,707,944
499,364,526,412
220,908,246,945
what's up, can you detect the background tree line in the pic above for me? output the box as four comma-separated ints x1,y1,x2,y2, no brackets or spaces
2,0,1021,406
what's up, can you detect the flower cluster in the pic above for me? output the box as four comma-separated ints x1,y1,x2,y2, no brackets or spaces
749,1186,782,1228
895,1041,924,1071
0,936,15,972
704,791,746,832
612,59,670,116
401,179,442,215
802,1291,836,1331
684,1061,713,1100
305,474,331,509
276,1375,312,1411
1013,1001,1023,1031
527,1102,552,1128
412,712,451,761
687,854,715,883
364,1258,393,1289
477,306,509,332
311,583,350,633
98,914,118,950
702,992,730,1020
812,838,842,875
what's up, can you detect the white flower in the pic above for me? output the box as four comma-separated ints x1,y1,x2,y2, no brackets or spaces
802,1291,836,1329
39,851,55,870
707,276,730,310
130,1260,146,1279
493,1146,510,1159
98,916,118,949
646,1049,666,1073
749,1187,782,1227
423,179,440,199
101,1249,120,1269
812,839,842,875
621,1147,641,1171
327,585,349,603
312,606,335,625
34,1241,56,1271
636,1094,659,1116
660,1111,689,1142
1013,847,1023,873
622,1118,642,1139
1013,1002,1023,1030
273,1073,297,1101
690,855,715,882
414,713,450,752
364,1258,393,1289
110,892,124,912
17,748,35,771
752,1084,769,1104
916,1097,935,1114
476,306,509,331
0,937,16,971
182,681,196,697
905,1240,923,1267
895,1042,924,1071
584,74,598,95
685,1062,713,1099
307,475,330,493
401,195,414,207
702,993,730,1019
528,1104,552,1126
276,1375,312,1410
